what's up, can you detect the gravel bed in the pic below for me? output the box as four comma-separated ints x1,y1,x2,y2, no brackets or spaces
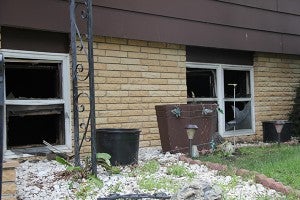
16,147,285,200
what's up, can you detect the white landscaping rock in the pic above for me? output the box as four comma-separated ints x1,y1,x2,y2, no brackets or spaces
16,147,284,200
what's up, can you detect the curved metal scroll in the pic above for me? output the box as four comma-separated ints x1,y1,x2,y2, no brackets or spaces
70,0,97,175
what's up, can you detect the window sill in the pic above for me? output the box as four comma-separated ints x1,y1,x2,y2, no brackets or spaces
4,145,72,160
222,129,255,137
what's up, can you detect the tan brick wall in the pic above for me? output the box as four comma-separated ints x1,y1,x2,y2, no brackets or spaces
254,53,300,140
2,160,19,200
76,37,186,153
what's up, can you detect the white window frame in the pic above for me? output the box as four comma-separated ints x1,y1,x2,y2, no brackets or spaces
187,62,255,137
0,49,72,155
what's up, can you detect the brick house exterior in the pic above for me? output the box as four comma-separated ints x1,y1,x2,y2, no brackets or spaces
0,1,300,156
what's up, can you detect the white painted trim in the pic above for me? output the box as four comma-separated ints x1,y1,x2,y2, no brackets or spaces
186,62,219,69
187,98,218,102
224,98,252,102
6,99,65,105
1,49,72,155
250,68,256,134
0,49,69,61
218,67,225,136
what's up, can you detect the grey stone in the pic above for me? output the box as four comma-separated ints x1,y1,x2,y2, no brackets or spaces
172,181,222,200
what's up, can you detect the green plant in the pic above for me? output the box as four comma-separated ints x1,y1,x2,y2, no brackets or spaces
167,164,195,178
109,181,122,193
56,156,82,172
56,156,91,179
56,156,104,199
138,160,160,174
68,181,75,189
96,153,121,174
75,175,103,200
138,176,180,193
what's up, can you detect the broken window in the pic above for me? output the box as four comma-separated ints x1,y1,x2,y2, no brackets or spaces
224,70,252,131
5,62,61,99
186,68,216,98
186,63,254,136
224,70,250,98
1,50,71,155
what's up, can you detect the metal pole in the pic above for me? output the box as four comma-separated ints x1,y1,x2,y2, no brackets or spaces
87,0,97,175
189,139,192,157
70,0,81,166
0,54,5,200
228,84,237,146
233,85,236,146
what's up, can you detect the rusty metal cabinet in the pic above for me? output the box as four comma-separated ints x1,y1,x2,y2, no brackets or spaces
155,104,217,153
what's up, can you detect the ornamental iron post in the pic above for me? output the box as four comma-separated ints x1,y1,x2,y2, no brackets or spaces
70,0,97,175
0,54,5,200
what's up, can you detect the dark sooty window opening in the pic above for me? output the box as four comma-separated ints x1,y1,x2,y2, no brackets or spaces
224,70,250,98
5,62,61,99
7,114,65,148
186,68,216,98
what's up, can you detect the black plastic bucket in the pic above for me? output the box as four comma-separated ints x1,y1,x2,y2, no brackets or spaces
262,121,295,142
96,128,140,166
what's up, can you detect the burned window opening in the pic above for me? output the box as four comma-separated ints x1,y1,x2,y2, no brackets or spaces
224,70,250,98
7,113,65,149
4,59,66,151
5,62,61,99
186,63,254,136
1,50,71,156
186,68,216,98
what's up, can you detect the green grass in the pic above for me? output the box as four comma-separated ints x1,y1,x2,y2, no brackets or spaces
167,164,196,178
138,176,180,193
198,144,300,190
139,160,160,174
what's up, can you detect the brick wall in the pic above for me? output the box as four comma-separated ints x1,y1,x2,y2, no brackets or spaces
77,37,187,153
254,53,300,140
2,160,19,200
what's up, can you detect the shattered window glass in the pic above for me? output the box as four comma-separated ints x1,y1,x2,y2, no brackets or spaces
186,64,254,135
225,101,252,131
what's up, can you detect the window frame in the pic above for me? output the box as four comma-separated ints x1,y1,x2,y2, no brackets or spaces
0,49,72,155
186,62,255,137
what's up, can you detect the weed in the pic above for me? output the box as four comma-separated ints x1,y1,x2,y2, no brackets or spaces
56,156,103,199
96,153,121,174
138,176,180,193
140,160,160,174
56,156,91,180
109,181,122,193
68,181,74,189
217,174,239,192
167,164,195,178
75,175,103,200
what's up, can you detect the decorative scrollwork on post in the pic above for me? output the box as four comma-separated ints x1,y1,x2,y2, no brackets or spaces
70,0,97,175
